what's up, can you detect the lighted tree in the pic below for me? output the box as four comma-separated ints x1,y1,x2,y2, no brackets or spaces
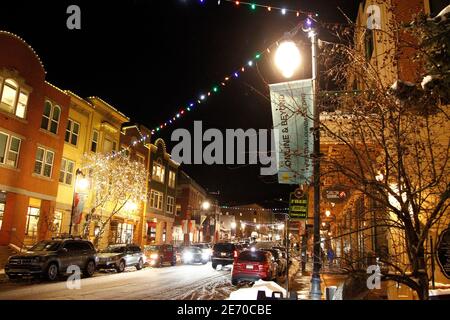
81,153,148,246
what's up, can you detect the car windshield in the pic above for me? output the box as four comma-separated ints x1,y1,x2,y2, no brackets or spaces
214,243,233,251
145,245,160,251
184,247,200,253
238,251,266,262
29,241,61,252
102,246,126,253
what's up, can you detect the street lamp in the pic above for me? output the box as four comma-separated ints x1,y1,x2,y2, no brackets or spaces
69,169,90,236
274,19,322,299
201,201,211,210
274,41,302,78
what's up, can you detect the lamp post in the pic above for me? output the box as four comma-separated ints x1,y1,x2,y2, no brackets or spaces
69,169,89,236
274,19,322,299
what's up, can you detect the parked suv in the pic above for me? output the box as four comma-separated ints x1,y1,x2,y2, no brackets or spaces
97,244,145,272
211,242,242,269
5,238,97,281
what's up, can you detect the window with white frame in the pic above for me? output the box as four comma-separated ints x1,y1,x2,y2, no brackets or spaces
25,207,40,237
59,158,75,185
152,158,165,183
65,119,80,146
91,130,99,153
168,170,176,188
0,131,21,168
167,196,175,214
150,190,163,210
103,137,115,153
0,78,29,119
34,147,54,178
40,101,60,134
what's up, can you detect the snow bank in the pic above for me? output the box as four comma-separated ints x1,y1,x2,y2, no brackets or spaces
227,280,287,300
429,288,450,296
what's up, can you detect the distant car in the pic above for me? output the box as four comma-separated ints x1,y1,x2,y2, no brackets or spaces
262,248,287,276
144,244,176,267
192,243,212,260
5,238,97,281
181,246,209,265
231,249,278,286
97,244,145,272
211,242,242,269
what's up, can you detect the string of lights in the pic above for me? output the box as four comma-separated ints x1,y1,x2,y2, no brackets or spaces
206,0,319,18
220,206,289,211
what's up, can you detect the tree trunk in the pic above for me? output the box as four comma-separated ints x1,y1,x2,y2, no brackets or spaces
414,244,429,300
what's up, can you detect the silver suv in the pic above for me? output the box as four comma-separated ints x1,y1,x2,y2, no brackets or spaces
5,238,97,281
97,244,145,272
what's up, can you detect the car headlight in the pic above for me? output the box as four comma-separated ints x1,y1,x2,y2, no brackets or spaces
183,252,193,261
150,253,158,259
32,257,44,263
202,252,209,260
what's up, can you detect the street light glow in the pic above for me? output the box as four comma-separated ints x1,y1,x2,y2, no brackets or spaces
201,201,211,210
230,222,237,229
274,41,301,78
76,176,89,192
325,209,331,217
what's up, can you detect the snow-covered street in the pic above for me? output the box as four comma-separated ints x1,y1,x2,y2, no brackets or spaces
0,263,237,300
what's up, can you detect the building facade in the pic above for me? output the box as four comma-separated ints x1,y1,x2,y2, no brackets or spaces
146,138,179,245
0,31,70,248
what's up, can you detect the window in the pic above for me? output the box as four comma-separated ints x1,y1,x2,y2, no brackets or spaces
167,196,175,214
121,145,130,157
52,211,63,235
0,132,21,168
150,190,163,210
65,119,80,146
25,207,40,236
91,130,99,152
40,101,60,134
136,153,145,165
59,158,75,185
34,147,54,178
168,170,176,188
103,138,113,153
0,78,28,119
0,192,5,231
365,29,374,60
152,159,165,183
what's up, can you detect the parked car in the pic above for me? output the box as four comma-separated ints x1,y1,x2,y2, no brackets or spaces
144,244,176,267
231,249,278,285
262,248,287,276
211,242,242,269
192,243,212,260
5,238,97,281
97,244,145,272
181,246,209,265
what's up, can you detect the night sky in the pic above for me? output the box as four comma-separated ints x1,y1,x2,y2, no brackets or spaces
0,0,361,207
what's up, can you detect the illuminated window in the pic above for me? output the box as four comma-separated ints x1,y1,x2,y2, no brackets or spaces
0,78,28,119
168,170,176,188
152,158,165,183
65,119,79,146
167,196,175,214
34,147,54,178
90,130,99,152
0,131,21,168
52,211,63,235
41,101,60,134
150,190,163,210
103,137,114,153
25,207,40,236
59,158,75,185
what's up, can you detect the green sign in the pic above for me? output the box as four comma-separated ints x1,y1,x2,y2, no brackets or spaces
289,192,308,220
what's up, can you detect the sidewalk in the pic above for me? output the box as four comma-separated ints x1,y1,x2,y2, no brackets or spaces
291,262,348,300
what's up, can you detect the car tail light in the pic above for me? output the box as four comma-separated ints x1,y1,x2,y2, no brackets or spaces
259,262,269,271
233,250,238,258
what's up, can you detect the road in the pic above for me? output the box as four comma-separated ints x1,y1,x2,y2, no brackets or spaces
0,263,237,300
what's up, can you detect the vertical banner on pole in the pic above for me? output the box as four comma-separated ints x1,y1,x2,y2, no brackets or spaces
71,192,87,225
269,79,314,185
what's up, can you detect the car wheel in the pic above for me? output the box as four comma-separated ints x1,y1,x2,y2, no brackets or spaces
212,263,217,269
116,260,126,273
231,278,239,286
202,260,207,265
46,263,59,281
136,259,143,270
159,258,163,268
171,260,176,266
84,260,96,277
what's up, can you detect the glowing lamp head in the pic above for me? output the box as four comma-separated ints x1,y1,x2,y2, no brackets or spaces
230,222,237,229
274,41,301,78
201,201,211,210
325,210,331,217
76,176,89,192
